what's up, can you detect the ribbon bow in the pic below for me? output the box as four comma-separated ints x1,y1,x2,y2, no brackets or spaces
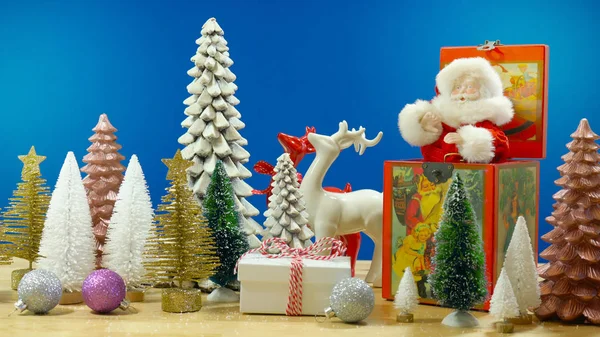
235,237,347,316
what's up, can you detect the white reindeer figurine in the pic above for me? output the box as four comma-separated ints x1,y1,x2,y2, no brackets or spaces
300,121,383,287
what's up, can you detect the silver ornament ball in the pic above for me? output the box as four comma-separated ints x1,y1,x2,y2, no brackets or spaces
329,278,375,323
17,269,62,314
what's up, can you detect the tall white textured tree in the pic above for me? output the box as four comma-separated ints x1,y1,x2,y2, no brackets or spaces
37,152,96,292
394,267,419,314
490,268,520,321
503,216,541,317
178,17,261,248
102,155,153,290
263,154,314,248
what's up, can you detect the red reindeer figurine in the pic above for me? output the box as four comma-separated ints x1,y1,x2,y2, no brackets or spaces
253,126,362,276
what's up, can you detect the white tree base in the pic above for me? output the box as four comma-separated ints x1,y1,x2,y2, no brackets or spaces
441,310,479,328
207,287,240,303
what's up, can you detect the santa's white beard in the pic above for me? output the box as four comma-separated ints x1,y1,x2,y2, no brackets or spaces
450,93,480,102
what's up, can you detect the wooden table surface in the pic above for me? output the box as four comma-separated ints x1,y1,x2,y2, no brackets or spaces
0,258,595,337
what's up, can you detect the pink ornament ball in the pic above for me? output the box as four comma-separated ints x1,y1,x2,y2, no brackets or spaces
82,269,126,313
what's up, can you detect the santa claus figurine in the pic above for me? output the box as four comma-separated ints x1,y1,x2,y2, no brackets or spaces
398,57,515,163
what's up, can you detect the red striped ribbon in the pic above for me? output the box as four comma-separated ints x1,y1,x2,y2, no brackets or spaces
235,237,347,316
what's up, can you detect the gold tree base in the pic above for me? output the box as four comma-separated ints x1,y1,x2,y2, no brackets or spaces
496,322,514,333
126,290,145,302
11,268,33,290
162,288,202,313
508,313,533,325
59,291,83,305
396,313,414,323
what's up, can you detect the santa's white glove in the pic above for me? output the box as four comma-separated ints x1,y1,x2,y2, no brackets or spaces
444,132,464,145
420,112,442,133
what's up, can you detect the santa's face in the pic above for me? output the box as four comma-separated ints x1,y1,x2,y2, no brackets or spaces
451,76,481,102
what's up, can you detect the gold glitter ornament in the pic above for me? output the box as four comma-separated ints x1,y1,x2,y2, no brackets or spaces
144,150,220,312
1,146,51,287
162,288,203,313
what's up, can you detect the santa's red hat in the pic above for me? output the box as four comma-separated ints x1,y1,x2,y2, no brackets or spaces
436,57,504,98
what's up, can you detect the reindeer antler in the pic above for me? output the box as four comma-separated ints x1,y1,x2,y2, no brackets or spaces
331,121,383,154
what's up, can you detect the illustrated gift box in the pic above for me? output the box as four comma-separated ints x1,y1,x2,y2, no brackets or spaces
237,253,351,315
382,42,549,310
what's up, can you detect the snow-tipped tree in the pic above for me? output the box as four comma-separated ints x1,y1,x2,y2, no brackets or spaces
178,17,262,248
503,215,540,317
263,154,314,248
103,155,153,290
394,267,419,315
490,268,520,321
37,152,96,292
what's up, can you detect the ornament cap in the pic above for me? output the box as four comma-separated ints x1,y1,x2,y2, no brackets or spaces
324,306,336,319
14,299,27,313
119,299,130,311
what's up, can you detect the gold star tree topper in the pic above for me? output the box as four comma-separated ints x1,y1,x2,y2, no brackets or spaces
18,146,46,178
162,149,193,181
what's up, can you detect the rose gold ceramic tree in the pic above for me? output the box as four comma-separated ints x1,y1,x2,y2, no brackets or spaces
81,114,125,268
536,118,600,324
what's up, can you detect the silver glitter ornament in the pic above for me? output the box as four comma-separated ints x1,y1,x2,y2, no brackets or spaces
325,278,374,323
15,269,62,314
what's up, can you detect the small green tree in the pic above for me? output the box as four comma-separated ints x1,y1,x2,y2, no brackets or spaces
429,173,487,314
203,160,249,301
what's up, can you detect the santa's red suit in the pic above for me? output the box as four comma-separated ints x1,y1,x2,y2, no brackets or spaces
398,57,514,164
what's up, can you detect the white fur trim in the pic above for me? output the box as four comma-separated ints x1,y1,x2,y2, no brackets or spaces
431,95,514,128
398,100,441,146
456,125,495,163
437,57,504,97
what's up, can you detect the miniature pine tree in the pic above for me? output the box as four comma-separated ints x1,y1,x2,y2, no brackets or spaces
429,173,487,326
536,118,600,324
2,146,51,269
103,155,153,291
394,267,419,316
263,153,314,249
37,152,96,293
178,17,262,248
81,114,126,267
490,268,519,332
203,160,249,302
144,150,220,288
503,215,540,319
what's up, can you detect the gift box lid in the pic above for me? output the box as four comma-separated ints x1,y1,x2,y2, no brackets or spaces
440,43,549,160
237,253,351,284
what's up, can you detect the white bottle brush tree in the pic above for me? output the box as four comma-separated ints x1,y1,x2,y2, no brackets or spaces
178,17,262,248
489,267,520,323
394,267,419,317
102,155,153,291
37,152,96,293
503,216,541,319
263,153,314,248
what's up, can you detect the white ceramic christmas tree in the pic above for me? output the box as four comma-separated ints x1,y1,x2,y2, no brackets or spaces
178,17,262,249
394,267,419,322
37,152,96,304
490,268,519,333
503,216,540,323
263,154,314,248
102,155,153,302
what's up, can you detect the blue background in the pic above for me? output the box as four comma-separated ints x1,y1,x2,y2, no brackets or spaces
0,0,597,262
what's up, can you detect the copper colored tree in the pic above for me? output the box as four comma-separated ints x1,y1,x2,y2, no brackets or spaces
81,114,126,268
536,118,600,324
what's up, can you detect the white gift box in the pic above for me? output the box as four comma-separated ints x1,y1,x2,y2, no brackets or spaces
237,253,351,315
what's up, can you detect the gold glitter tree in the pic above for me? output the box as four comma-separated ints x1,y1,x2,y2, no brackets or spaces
81,114,126,268
144,149,220,313
2,146,51,288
